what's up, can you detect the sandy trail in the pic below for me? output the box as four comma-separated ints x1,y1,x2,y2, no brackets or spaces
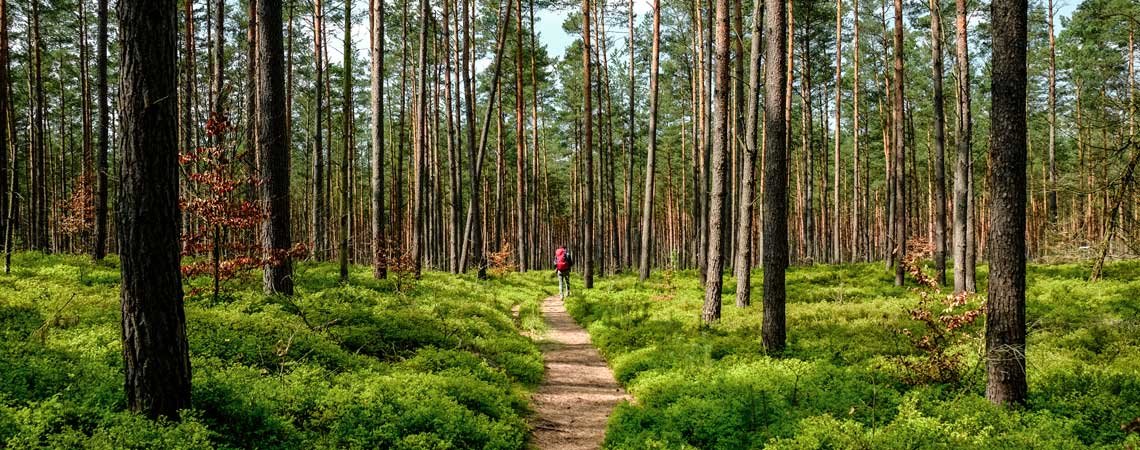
529,296,629,450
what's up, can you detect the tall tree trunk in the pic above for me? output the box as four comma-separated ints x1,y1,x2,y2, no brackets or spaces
892,0,906,286
583,0,595,288
833,0,843,263
625,0,636,271
371,0,387,278
0,0,8,261
117,0,192,419
80,0,93,250
1046,0,1056,223
94,0,110,260
852,0,861,261
30,0,47,252
340,0,353,282
312,0,326,260
258,0,294,295
762,0,788,353
444,0,461,274
952,0,973,294
211,0,225,119
639,0,662,281
411,0,429,278
701,0,730,324
514,1,527,272
986,0,1027,406
930,0,947,285
735,0,760,306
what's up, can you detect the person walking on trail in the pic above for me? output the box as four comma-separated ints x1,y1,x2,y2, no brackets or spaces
554,245,574,300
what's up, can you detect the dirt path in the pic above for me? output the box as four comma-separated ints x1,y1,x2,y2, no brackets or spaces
530,296,629,450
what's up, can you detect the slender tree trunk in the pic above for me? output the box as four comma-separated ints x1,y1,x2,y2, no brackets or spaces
30,0,47,252
94,0,110,260
312,0,326,260
340,0,353,282
831,0,842,264
258,0,294,295
735,0,761,306
444,0,461,274
625,0,636,271
953,0,972,294
117,0,192,419
852,0,861,261
211,0,225,119
930,0,947,285
701,0,730,324
514,1,527,272
892,0,906,286
0,0,8,261
371,0,388,278
985,0,1028,406
411,0,429,278
1046,0,1056,224
639,0,662,281
583,0,595,288
762,0,788,353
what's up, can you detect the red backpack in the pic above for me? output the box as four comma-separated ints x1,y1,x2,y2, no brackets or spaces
555,247,571,271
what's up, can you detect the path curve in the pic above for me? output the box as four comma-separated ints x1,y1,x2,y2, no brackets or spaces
530,296,629,450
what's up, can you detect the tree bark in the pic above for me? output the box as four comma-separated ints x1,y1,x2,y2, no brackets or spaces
701,0,730,324
892,0,906,286
0,0,8,262
832,0,842,264
94,0,110,260
371,0,388,278
1046,0,1057,223
639,0,661,281
985,0,1028,406
931,0,947,285
117,0,192,419
583,0,595,288
258,0,294,295
762,0,788,353
312,0,327,260
952,0,973,294
411,0,429,278
340,0,353,282
514,1,528,272
211,0,225,119
735,0,761,306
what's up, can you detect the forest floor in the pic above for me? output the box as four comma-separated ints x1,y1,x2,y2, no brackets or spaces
3,253,1139,449
529,295,628,450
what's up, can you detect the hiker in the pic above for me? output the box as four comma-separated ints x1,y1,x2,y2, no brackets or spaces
554,245,574,300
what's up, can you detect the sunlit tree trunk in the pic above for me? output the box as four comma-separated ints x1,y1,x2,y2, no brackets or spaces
340,0,353,282
258,0,294,295
762,0,788,353
639,0,661,282
986,0,1028,406
734,0,760,306
930,0,947,285
953,0,973,294
701,0,730,324
583,0,595,288
892,0,906,286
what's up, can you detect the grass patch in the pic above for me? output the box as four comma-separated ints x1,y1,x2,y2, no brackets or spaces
566,262,1140,449
0,252,549,449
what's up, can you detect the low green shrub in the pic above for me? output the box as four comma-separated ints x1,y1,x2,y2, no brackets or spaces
0,252,546,449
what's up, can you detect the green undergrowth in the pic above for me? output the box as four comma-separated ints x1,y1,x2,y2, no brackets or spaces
565,261,1140,449
0,252,551,449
